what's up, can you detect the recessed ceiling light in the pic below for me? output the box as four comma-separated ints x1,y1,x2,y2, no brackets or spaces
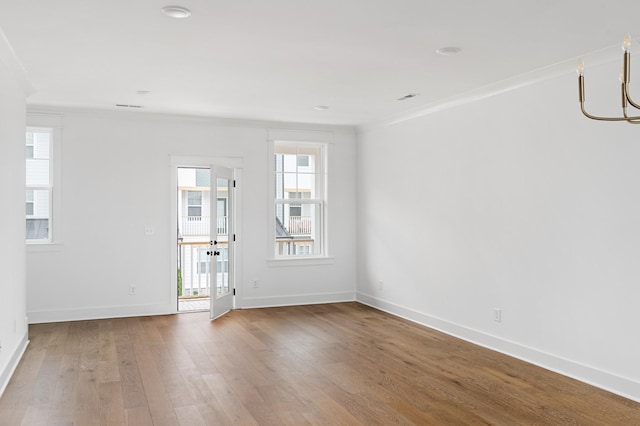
313,105,329,111
436,46,462,56
161,5,192,19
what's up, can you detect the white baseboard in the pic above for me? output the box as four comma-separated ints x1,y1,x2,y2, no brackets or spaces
28,303,175,324
239,291,355,309
0,332,29,398
356,292,640,403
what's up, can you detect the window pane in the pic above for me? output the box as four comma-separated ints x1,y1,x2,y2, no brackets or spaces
187,191,202,205
26,128,54,243
274,142,325,258
195,168,210,187
274,202,321,256
26,188,50,240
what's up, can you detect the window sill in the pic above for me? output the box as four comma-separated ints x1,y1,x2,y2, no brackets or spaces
267,256,335,267
26,241,63,252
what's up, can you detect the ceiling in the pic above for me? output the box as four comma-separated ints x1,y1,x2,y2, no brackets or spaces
1,0,639,126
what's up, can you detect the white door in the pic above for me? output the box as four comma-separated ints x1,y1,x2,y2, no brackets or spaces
209,165,234,319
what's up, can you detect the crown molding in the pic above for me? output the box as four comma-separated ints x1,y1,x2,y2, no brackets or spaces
0,26,34,97
359,44,622,135
27,104,356,136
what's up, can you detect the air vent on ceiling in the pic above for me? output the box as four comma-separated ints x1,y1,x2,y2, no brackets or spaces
397,93,419,101
115,104,143,108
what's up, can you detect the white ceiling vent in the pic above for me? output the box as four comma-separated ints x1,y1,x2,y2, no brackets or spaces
397,93,419,101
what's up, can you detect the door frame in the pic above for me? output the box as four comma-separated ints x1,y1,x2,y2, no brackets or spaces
169,155,243,314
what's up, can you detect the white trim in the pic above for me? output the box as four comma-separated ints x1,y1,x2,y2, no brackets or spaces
170,155,243,169
26,112,63,128
27,303,174,324
169,156,243,315
359,43,624,133
0,26,34,97
25,116,64,245
0,332,29,398
269,140,330,260
238,291,355,309
356,292,640,403
28,105,356,135
267,256,335,267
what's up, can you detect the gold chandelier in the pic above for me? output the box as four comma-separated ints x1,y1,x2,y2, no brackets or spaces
578,34,640,123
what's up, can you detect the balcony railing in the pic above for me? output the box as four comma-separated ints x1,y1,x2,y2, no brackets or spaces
288,216,311,235
180,216,228,236
177,241,229,299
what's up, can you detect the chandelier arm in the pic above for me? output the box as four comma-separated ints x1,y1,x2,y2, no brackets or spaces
624,84,640,110
580,102,640,122
623,108,640,123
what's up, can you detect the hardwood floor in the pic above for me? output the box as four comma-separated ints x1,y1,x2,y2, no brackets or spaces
1,302,638,425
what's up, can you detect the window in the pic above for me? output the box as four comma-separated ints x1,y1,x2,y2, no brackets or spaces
26,189,34,215
26,128,53,242
187,191,202,217
273,142,326,258
26,132,34,159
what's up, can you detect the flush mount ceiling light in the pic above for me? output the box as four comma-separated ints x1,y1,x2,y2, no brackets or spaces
161,5,192,18
313,105,329,111
435,46,462,56
577,34,640,123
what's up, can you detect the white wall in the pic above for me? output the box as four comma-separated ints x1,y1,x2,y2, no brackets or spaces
26,109,357,322
0,35,29,395
357,59,640,402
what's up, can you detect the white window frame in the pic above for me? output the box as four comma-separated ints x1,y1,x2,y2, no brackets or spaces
268,131,333,266
26,113,63,247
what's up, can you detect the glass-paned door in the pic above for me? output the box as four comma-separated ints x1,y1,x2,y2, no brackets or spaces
210,165,234,319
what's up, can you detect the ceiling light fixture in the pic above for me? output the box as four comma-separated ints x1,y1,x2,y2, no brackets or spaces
436,46,462,56
578,34,640,123
161,5,192,19
313,105,329,111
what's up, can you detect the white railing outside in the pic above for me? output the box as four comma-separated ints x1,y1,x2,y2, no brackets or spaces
288,216,311,235
178,241,230,299
180,216,228,236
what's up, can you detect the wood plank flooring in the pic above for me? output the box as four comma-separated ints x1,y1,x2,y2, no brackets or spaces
1,302,638,425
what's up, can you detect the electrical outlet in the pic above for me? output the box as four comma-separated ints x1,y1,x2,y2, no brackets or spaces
129,285,137,295
494,308,502,322
144,226,154,235
253,280,259,288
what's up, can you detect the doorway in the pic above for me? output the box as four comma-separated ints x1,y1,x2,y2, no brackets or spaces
174,163,237,318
